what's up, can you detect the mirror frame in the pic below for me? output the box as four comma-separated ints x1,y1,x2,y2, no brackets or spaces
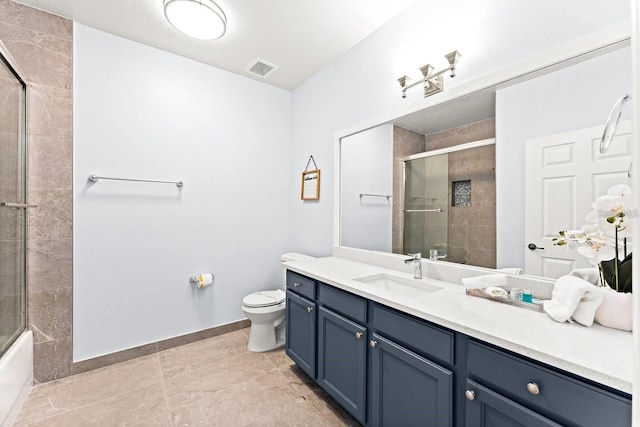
333,22,631,254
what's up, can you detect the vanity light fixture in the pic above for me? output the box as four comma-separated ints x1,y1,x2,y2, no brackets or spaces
163,0,227,41
398,50,461,98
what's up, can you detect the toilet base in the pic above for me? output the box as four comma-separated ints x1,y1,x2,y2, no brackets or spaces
247,320,285,352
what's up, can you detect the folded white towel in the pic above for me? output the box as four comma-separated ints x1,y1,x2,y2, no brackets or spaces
462,274,507,289
568,268,600,286
498,268,524,275
543,276,603,326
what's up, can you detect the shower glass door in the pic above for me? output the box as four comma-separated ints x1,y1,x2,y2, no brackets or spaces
0,53,26,356
403,154,448,258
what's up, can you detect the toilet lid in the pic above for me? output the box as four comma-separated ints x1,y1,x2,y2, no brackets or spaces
243,289,286,308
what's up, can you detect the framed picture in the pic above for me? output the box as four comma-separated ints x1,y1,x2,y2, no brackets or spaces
301,169,321,200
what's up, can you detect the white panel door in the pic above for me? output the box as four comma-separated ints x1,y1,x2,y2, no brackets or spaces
524,121,632,278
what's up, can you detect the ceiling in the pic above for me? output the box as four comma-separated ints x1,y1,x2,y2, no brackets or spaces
13,0,414,90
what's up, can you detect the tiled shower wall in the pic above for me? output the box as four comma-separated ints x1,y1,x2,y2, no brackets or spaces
391,119,496,267
0,0,73,383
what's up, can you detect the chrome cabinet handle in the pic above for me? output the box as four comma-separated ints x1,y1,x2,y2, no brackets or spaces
527,382,540,395
369,340,377,348
465,390,476,401
355,332,363,339
293,282,301,288
0,202,37,208
306,306,313,313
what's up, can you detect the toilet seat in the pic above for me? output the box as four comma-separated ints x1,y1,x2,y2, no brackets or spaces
242,289,285,308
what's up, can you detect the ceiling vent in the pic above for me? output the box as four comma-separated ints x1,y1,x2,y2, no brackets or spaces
245,58,278,78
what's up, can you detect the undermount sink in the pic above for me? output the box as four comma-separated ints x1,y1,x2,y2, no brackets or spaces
354,273,442,296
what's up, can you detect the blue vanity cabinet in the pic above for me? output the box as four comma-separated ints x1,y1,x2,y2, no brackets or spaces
465,341,632,427
285,272,317,379
369,302,454,427
464,380,562,427
370,333,453,427
317,283,368,424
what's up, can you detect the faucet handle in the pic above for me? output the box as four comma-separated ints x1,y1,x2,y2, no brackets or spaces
408,252,422,260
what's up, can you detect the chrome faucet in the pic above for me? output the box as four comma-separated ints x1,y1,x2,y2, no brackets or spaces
405,252,422,279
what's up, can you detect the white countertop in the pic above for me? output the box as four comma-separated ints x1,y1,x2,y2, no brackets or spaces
284,256,633,394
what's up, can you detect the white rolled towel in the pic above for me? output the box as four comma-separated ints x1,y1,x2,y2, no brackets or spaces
462,274,507,289
543,276,603,326
568,268,600,286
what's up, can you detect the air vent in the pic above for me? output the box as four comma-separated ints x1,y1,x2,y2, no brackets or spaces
245,58,278,78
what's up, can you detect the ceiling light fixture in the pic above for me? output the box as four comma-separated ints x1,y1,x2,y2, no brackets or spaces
163,0,227,41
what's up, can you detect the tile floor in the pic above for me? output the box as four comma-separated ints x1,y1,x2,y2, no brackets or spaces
14,328,360,426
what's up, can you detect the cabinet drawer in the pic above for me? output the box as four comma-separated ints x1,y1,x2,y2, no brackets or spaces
286,271,316,300
467,341,631,427
371,303,453,365
317,283,367,324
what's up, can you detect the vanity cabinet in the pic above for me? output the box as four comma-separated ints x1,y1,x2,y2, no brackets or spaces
369,302,454,427
370,333,452,427
285,272,317,378
317,283,368,424
465,341,632,427
284,270,632,427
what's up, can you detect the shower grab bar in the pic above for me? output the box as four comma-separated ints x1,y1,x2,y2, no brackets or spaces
0,202,37,208
600,94,630,154
404,209,443,213
360,193,392,199
89,175,184,188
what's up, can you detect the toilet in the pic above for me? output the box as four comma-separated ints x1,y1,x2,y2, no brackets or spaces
242,252,314,352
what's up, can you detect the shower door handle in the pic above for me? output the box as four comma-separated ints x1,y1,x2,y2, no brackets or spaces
0,202,38,208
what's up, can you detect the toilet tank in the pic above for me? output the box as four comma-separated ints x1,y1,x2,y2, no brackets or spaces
280,253,315,287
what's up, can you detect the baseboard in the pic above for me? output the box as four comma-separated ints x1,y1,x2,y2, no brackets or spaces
72,319,250,375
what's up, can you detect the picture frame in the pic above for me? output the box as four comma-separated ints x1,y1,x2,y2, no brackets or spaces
301,169,321,200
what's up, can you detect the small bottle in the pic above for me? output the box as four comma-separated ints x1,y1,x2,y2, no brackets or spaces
510,288,523,301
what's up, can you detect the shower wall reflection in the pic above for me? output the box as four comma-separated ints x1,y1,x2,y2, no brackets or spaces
0,53,26,357
393,120,496,268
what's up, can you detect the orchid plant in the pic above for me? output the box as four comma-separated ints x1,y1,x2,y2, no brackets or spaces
553,184,633,293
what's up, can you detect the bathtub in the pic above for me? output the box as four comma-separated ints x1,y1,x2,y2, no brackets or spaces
0,331,32,427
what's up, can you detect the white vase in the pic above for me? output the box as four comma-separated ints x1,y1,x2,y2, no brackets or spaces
594,287,633,331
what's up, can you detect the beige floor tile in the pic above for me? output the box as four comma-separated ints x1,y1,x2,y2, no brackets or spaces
16,328,357,427
15,382,169,427
15,354,162,425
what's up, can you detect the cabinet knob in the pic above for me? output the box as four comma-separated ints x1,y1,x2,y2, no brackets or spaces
369,340,377,348
465,390,476,401
294,282,301,288
526,382,540,395
355,332,363,339
306,306,313,313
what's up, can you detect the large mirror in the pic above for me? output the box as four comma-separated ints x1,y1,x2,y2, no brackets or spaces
338,33,632,279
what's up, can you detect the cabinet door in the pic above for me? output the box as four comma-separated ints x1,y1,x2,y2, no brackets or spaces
465,380,562,427
285,290,316,378
317,306,367,424
370,333,452,427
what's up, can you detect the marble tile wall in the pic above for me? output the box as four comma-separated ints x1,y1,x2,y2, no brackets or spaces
0,0,73,382
426,119,496,268
392,119,496,267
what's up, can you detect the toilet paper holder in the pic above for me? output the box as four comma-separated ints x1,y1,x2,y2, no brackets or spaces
190,274,214,286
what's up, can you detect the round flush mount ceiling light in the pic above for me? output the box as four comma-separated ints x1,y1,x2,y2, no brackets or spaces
163,0,227,41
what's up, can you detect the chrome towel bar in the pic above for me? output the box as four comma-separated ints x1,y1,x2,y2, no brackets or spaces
0,202,37,208
404,209,443,213
360,193,392,200
89,175,184,188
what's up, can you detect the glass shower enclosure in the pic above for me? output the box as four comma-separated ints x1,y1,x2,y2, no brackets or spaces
0,52,27,357
403,154,449,259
